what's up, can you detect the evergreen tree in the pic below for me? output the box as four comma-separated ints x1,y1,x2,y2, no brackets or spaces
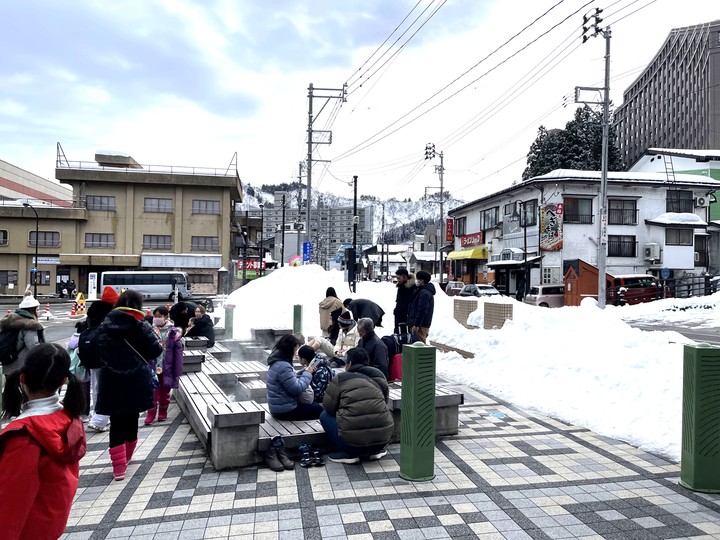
523,105,624,180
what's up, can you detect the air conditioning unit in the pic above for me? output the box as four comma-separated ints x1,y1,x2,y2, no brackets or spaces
644,243,660,261
695,251,701,262
694,196,710,207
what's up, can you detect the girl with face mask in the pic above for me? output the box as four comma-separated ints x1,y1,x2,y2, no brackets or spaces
144,306,184,426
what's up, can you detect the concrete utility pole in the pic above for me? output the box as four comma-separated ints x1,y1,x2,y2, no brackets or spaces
306,83,347,257
352,175,358,293
579,9,611,308
424,143,445,284
280,194,286,267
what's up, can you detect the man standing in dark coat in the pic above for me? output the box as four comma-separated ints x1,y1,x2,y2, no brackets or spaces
393,267,416,333
169,301,197,334
356,318,388,378
407,270,435,344
321,348,393,464
343,298,385,328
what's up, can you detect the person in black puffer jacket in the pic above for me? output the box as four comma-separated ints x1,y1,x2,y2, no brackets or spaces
79,290,163,482
184,304,215,347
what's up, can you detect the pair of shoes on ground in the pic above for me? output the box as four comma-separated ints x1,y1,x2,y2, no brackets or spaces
327,449,388,464
87,422,109,432
266,436,294,472
298,444,325,467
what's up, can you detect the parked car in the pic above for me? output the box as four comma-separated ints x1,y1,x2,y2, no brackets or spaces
459,284,501,297
607,274,664,306
445,281,465,296
524,284,565,308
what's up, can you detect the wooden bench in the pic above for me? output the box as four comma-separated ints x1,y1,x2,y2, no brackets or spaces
257,403,328,453
387,383,464,442
176,371,265,468
235,376,267,402
202,358,269,385
207,342,231,361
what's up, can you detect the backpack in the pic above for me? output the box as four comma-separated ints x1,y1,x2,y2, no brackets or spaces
0,328,21,366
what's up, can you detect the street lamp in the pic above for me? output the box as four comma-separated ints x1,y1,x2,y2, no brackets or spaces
510,201,529,299
23,202,39,298
259,204,264,276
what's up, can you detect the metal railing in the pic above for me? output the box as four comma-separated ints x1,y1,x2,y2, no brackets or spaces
56,159,236,178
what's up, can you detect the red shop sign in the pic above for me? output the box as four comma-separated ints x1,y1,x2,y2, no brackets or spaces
460,232,483,247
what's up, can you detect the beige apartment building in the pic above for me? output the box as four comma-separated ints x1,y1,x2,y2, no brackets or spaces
0,151,243,297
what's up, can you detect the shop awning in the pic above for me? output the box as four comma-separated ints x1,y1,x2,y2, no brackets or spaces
487,255,542,268
447,247,488,260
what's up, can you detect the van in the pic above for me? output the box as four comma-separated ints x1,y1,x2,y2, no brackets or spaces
607,274,663,306
445,281,465,296
524,284,565,308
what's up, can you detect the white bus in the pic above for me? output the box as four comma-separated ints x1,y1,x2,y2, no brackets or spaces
100,271,192,301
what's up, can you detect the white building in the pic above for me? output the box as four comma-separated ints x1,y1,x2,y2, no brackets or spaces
447,168,718,297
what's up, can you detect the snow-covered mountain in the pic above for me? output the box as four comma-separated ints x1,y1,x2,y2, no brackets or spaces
242,185,467,240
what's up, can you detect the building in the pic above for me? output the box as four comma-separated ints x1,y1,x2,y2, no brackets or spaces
0,150,243,297
613,20,720,168
1,158,72,205
447,169,718,298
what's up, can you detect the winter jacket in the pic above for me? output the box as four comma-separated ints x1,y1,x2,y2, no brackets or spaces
319,295,344,334
407,282,436,328
346,299,385,327
359,330,389,378
0,310,45,376
152,322,184,389
0,399,86,540
78,308,163,416
393,275,417,330
266,349,312,415
322,363,393,449
169,301,198,332
334,321,360,358
184,314,215,347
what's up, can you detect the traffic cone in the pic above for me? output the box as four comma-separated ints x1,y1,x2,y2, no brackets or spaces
146,309,152,317
44,303,51,320
70,304,76,316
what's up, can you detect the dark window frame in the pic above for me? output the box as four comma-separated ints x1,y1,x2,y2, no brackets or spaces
84,233,115,248
665,228,693,246
0,230,7,246
666,189,693,213
563,197,594,224
29,231,60,248
86,195,116,211
190,235,219,251
608,199,638,225
191,199,221,215
608,234,636,257
142,234,172,250
144,198,174,213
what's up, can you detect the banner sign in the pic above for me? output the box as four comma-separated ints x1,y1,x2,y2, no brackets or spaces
237,259,266,270
460,232,483,247
540,203,563,251
445,218,454,242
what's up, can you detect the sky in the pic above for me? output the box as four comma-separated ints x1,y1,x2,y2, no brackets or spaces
223,263,720,464
0,0,714,203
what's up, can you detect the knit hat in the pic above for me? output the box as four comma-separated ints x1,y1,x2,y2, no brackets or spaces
338,311,353,326
298,345,316,362
101,286,120,304
416,270,432,283
18,294,40,309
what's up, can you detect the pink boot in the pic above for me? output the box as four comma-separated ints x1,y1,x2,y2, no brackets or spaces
144,404,157,426
125,439,138,463
158,406,168,422
109,445,127,481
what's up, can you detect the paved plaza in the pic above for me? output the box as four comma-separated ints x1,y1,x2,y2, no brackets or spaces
61,382,720,540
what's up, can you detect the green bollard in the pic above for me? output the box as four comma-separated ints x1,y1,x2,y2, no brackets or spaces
293,304,302,334
399,342,436,481
680,343,720,493
224,303,235,340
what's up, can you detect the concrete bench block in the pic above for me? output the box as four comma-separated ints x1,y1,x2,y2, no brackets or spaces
211,424,262,469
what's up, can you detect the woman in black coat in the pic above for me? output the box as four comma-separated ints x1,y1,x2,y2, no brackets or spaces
184,305,215,347
79,290,163,482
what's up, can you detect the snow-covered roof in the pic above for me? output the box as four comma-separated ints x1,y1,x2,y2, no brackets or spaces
534,168,719,184
645,212,707,226
646,148,720,160
410,251,438,261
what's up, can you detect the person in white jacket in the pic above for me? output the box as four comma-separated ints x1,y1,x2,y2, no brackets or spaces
308,311,360,367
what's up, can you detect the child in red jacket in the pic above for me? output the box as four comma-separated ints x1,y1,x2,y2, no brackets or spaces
0,343,87,540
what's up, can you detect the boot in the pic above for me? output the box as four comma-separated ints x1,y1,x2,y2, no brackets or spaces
158,405,168,422
144,404,157,426
109,445,127,481
125,440,138,463
277,446,295,470
265,447,284,472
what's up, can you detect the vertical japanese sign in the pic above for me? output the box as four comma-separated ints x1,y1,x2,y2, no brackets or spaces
303,241,312,264
540,203,563,251
445,218,454,243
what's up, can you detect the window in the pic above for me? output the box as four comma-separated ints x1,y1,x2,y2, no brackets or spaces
0,230,7,246
608,199,637,225
665,228,693,246
84,233,115,248
191,236,219,251
521,200,537,227
192,200,221,215
143,235,172,250
86,195,116,211
144,198,173,213
29,231,60,247
542,266,562,284
608,235,636,257
666,189,693,213
480,207,499,230
564,197,593,224
0,270,18,286
189,274,214,284
455,217,467,237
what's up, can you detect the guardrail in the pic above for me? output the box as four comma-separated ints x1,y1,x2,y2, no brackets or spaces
56,160,235,177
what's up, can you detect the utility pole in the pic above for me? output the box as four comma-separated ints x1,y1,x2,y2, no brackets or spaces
579,9,611,308
381,202,386,281
280,194,286,267
306,82,347,260
352,175,358,293
424,143,445,284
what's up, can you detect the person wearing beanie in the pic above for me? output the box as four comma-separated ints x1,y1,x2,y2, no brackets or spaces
0,295,46,419
393,267,416,333
318,287,344,338
83,286,120,432
308,310,360,367
407,270,436,344
78,290,163,481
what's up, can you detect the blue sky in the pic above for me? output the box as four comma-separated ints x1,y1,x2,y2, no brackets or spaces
0,0,712,202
